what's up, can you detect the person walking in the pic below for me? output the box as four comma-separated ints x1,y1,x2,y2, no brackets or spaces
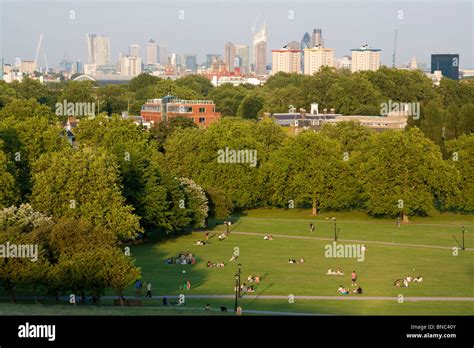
397,217,401,228
309,223,315,233
146,282,152,298
135,279,142,297
351,270,357,286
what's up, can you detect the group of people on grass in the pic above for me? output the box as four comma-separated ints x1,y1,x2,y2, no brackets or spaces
247,275,261,283
288,257,305,264
134,280,153,298
394,275,423,288
326,268,344,275
263,234,274,240
165,253,195,265
336,270,363,295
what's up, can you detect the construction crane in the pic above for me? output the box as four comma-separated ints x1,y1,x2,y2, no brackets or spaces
392,29,398,68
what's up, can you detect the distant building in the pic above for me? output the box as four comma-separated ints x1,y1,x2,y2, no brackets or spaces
140,95,221,127
431,54,459,80
253,24,267,75
119,56,142,76
304,46,334,75
300,32,311,72
334,55,352,70
311,29,324,48
272,48,302,74
184,54,197,72
129,44,140,58
19,60,37,74
351,45,381,72
409,56,418,70
146,39,158,65
86,34,110,66
235,45,250,73
285,41,300,50
224,42,236,72
206,54,221,69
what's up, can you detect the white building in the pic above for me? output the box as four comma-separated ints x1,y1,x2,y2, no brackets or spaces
146,39,158,65
253,24,267,75
271,48,302,74
303,46,334,75
119,56,142,76
129,44,140,58
86,34,111,66
350,45,381,72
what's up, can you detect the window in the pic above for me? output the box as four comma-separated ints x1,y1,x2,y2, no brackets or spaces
199,107,205,113
199,117,206,123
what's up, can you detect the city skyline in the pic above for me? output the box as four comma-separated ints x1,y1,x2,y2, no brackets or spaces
1,0,473,70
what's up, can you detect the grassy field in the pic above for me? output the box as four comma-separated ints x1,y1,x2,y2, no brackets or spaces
1,209,473,315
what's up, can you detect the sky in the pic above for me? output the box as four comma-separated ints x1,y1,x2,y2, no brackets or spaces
1,0,473,69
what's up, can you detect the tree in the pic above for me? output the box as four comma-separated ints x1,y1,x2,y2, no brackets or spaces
180,178,209,228
149,116,198,152
208,84,247,116
176,75,214,97
30,146,142,239
0,98,56,122
0,147,17,208
261,131,358,215
128,73,160,92
360,128,459,219
445,134,474,212
236,95,263,119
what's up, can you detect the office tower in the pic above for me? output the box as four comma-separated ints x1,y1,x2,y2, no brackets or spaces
146,39,158,65
311,29,324,47
86,34,110,66
158,46,170,65
431,54,459,80
285,41,300,50
334,55,352,70
253,24,267,75
129,44,140,58
300,32,311,72
19,60,37,74
350,45,381,72
303,47,334,74
224,42,236,72
272,48,302,74
119,55,142,76
184,54,197,72
206,54,221,68
235,45,250,73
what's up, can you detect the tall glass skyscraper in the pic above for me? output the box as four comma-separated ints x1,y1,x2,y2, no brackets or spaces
300,32,311,72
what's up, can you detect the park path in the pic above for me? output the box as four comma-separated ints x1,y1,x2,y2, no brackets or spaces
235,217,474,228
229,231,474,252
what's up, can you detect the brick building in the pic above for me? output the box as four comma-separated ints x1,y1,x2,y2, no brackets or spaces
140,95,221,127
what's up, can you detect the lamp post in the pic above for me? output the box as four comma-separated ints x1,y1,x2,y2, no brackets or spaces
234,273,239,312
333,217,337,242
238,263,242,298
462,226,466,251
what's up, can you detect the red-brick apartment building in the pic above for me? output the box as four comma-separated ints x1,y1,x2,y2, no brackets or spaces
140,95,221,127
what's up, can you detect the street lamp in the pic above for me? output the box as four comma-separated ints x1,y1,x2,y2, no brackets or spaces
462,226,466,250
238,263,242,298
333,217,337,242
234,273,239,312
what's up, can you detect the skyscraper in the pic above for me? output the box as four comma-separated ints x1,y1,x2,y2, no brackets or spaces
235,45,250,73
224,42,236,72
350,45,381,72
146,39,158,65
206,54,221,68
431,54,459,80
253,24,267,75
184,54,197,72
86,34,111,66
311,29,324,47
300,32,311,72
129,44,140,58
119,56,142,76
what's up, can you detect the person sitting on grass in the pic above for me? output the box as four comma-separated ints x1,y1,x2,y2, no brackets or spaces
337,285,349,294
205,304,211,311
220,305,227,312
229,255,238,262
264,234,274,240
248,275,253,282
298,257,305,263
241,283,248,292
327,268,335,275
403,279,409,287
162,297,169,306
247,285,255,293
195,240,206,246
216,262,225,268
406,275,413,282
352,286,363,294
218,233,227,241
336,268,344,275
288,259,296,264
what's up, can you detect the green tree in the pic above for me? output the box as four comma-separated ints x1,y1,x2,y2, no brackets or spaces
236,94,263,119
176,75,214,97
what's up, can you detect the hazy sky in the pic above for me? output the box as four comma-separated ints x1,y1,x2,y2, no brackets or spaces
1,0,473,69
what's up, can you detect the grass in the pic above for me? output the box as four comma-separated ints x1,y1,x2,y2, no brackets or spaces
1,209,473,315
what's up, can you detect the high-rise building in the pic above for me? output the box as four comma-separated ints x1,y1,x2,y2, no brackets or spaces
303,46,334,75
272,48,302,74
86,34,111,66
431,54,459,80
334,55,352,70
224,42,236,72
300,32,311,72
285,41,300,50
350,45,381,72
206,54,222,68
158,46,169,65
311,29,324,48
235,45,250,73
129,44,140,58
253,24,267,75
19,60,37,74
409,56,418,70
146,39,158,65
184,54,197,72
119,55,142,76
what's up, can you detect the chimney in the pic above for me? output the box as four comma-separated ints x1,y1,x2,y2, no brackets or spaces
310,103,319,115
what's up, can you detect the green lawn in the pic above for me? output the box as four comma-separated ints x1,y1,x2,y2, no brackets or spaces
1,209,473,315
